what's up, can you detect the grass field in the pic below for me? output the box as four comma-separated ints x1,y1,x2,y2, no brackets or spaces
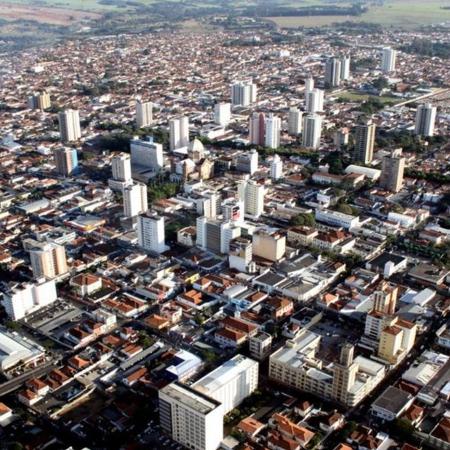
337,91,401,104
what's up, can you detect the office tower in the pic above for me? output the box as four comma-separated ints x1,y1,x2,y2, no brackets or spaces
325,57,342,88
214,102,231,127
53,147,78,176
373,282,398,315
27,241,68,279
381,47,397,73
302,114,322,149
264,114,281,149
169,116,189,151
238,180,265,218
306,89,324,113
354,118,376,164
159,382,223,450
28,91,51,111
340,55,351,81
249,112,265,146
380,148,405,193
136,99,153,128
2,279,58,320
58,109,81,143
231,81,257,107
229,237,253,272
112,153,132,182
123,182,148,218
415,103,437,137
270,154,283,180
304,77,314,94
130,137,164,170
332,344,359,404
137,213,166,254
288,107,302,136
192,355,258,415
252,229,286,262
236,148,259,175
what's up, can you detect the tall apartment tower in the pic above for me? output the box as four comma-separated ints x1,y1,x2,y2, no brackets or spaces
340,55,351,81
373,282,398,315
58,109,81,143
304,77,314,94
53,147,78,176
214,102,231,127
325,57,342,88
231,81,257,107
136,99,153,128
306,89,324,113
332,344,359,405
29,242,68,280
28,91,51,111
159,382,223,450
380,148,405,193
354,118,376,164
270,154,283,180
137,213,166,254
302,114,322,149
381,47,397,73
236,148,259,175
123,182,148,218
249,112,266,146
130,137,164,170
112,153,132,182
415,103,437,137
288,107,302,136
169,116,189,151
265,114,281,149
238,180,265,218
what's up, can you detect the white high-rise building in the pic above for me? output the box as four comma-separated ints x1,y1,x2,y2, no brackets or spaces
136,99,153,128
130,137,163,170
220,221,241,254
192,355,259,415
381,47,397,73
264,114,281,149
169,116,189,151
214,103,231,127
236,148,259,175
415,103,437,137
305,77,314,94
123,182,148,218
325,58,342,88
137,213,166,253
58,109,81,143
288,107,302,136
302,114,322,149
159,382,223,450
340,55,351,81
270,154,283,180
112,153,132,182
222,198,244,224
231,81,257,107
238,180,265,218
306,89,324,113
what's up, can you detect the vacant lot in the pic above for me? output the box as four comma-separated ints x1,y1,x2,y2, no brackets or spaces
337,91,401,104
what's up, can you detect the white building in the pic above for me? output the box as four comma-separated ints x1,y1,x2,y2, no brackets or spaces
169,116,189,151
288,107,302,136
305,89,324,113
302,114,322,149
270,154,283,180
315,209,359,229
192,354,259,414
265,114,281,149
325,57,342,88
58,109,81,143
231,81,257,106
415,103,437,137
159,382,224,450
340,55,351,81
130,137,163,171
236,148,259,175
112,153,132,182
249,332,272,360
123,182,148,218
214,103,231,127
381,47,397,73
344,165,381,181
136,99,153,128
137,213,167,253
238,180,265,218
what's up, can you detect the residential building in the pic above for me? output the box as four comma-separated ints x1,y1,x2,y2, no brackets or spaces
270,154,283,180
249,332,272,360
25,240,68,279
265,114,281,149
325,57,342,88
28,91,51,111
111,153,132,183
380,148,405,192
123,182,148,218
58,109,81,142
288,107,302,136
238,180,265,218
137,213,166,254
305,89,324,113
136,99,153,128
231,81,257,106
354,118,376,164
252,229,286,262
415,103,437,137
130,137,163,171
236,148,259,174
214,102,231,127
53,147,79,176
381,47,397,73
340,55,351,80
302,114,322,149
249,112,265,146
169,116,189,151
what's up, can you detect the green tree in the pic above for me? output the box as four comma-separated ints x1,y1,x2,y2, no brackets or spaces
290,213,316,227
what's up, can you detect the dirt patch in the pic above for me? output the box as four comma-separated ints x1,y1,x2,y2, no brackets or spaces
0,3,102,25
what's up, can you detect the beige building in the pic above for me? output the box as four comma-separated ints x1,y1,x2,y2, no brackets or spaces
380,148,405,193
28,91,51,111
25,239,68,280
252,229,286,262
378,319,417,365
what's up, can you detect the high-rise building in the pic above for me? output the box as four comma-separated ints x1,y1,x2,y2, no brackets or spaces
270,154,283,180
53,147,78,176
25,240,68,280
136,99,153,128
249,112,265,146
123,182,148,218
137,213,166,254
304,77,314,94
249,331,272,360
354,118,376,164
288,107,302,136
325,57,342,88
340,55,351,81
414,103,437,137
236,148,259,175
302,114,322,149
130,137,164,170
373,281,398,315
28,91,51,111
332,344,359,405
264,114,281,149
192,355,259,415
159,382,223,450
238,180,265,218
380,148,405,193
305,89,324,113
169,116,189,151
58,109,81,143
334,128,350,149
112,153,132,182
231,81,257,107
196,217,240,254
252,229,286,262
381,47,397,73
214,103,231,127
229,237,253,272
